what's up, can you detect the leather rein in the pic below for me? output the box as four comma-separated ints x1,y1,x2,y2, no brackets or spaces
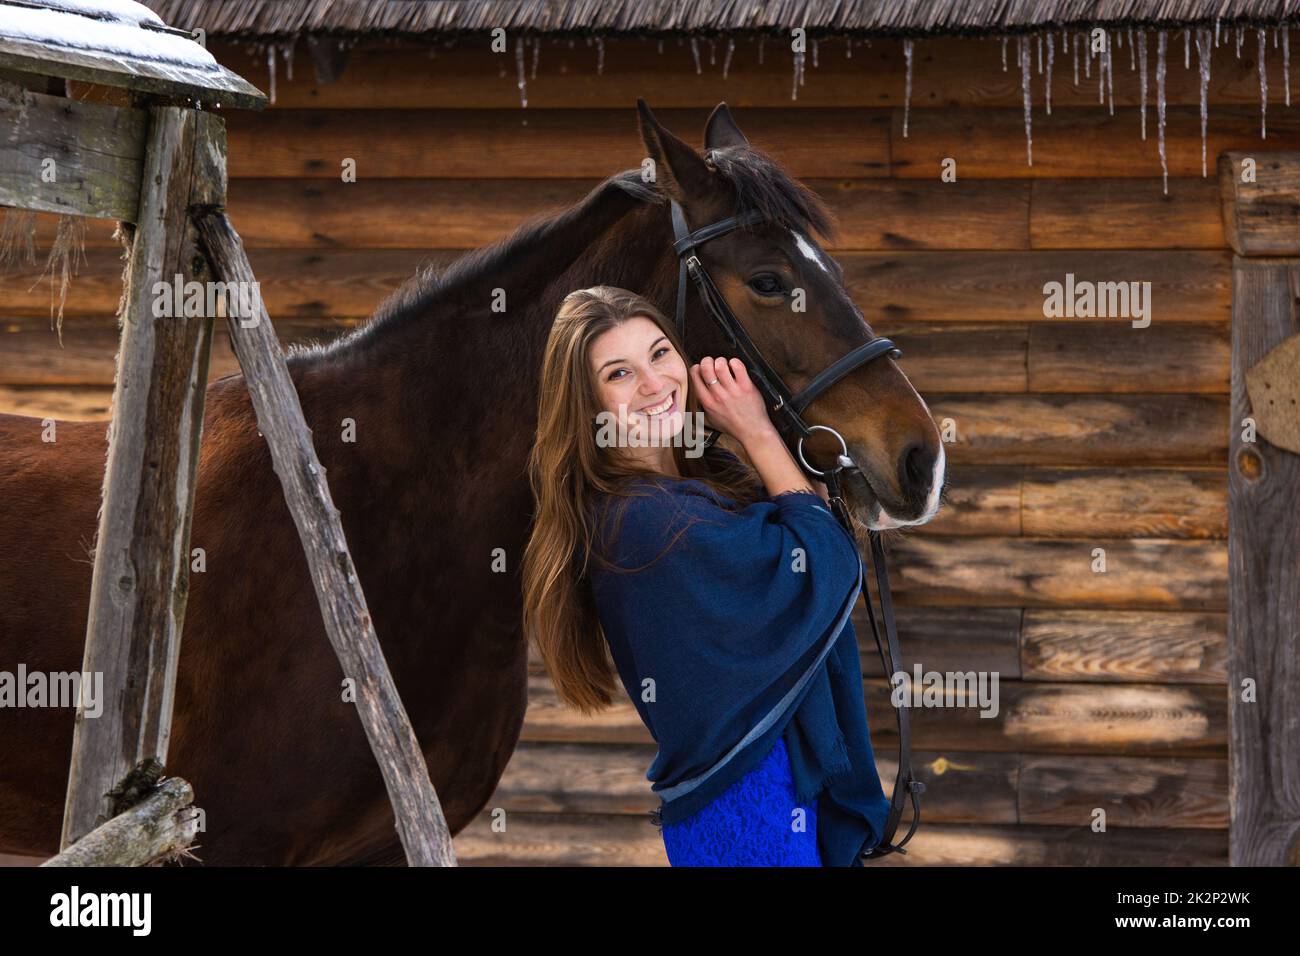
667,198,924,861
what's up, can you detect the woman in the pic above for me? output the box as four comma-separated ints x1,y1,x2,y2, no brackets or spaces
523,285,891,867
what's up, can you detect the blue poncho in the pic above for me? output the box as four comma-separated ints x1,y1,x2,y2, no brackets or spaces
585,466,891,867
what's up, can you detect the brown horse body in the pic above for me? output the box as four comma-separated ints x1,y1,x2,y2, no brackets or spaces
0,105,943,864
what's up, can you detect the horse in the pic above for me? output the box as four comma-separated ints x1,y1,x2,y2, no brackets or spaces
0,101,945,865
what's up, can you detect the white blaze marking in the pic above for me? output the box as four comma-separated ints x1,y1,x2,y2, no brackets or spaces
791,230,831,274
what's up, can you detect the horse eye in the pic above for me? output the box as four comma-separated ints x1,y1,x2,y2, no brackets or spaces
747,273,784,297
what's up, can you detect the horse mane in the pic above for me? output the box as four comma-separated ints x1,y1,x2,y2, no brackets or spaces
287,170,661,362
286,146,831,363
707,144,836,242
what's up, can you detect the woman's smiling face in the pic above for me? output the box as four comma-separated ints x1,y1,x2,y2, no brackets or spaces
589,315,689,460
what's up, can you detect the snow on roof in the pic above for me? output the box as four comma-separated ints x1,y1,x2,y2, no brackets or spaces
1,1,216,67
37,0,165,28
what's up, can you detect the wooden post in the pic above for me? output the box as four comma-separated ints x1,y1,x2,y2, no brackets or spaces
60,107,224,849
1219,152,1300,866
193,210,456,867
44,776,197,867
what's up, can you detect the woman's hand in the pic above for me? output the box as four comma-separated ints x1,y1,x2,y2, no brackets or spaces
689,356,776,447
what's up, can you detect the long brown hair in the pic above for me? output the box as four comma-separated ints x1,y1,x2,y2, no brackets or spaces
523,285,762,713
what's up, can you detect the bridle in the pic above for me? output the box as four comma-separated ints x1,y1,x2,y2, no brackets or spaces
668,197,924,861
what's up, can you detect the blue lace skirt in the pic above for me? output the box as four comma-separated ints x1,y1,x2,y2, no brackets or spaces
660,735,822,866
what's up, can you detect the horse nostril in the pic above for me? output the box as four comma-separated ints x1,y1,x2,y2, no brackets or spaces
899,442,934,497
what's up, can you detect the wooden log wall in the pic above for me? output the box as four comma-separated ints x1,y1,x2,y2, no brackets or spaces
2,32,1286,865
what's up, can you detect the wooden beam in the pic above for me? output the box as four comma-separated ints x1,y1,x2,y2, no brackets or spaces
1218,151,1300,256
0,32,265,111
43,777,197,867
192,209,456,868
0,82,145,221
60,107,223,849
1226,257,1300,865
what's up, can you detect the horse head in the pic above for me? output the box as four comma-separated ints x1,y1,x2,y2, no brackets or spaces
636,100,946,534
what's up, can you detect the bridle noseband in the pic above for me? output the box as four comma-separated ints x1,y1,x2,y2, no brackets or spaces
667,197,924,861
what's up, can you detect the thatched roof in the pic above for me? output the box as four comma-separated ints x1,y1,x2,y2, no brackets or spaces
144,1,1300,40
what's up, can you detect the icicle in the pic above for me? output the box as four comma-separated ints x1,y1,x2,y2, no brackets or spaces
708,38,716,66
1157,32,1168,195
284,40,294,82
1138,30,1149,140
1001,35,1007,72
1196,29,1211,175
657,39,663,54
1128,27,1136,69
595,35,605,75
531,36,540,79
1215,20,1220,47
812,37,819,68
1106,34,1114,114
1098,31,1105,104
1046,32,1054,115
1073,31,1079,86
791,43,803,100
1236,27,1243,59
1020,36,1033,166
723,37,735,79
266,44,277,105
1037,34,1043,74
1085,33,1091,79
903,39,914,138
1283,27,1291,107
515,36,527,108
690,37,701,74
1184,29,1190,69
846,36,853,59
1259,28,1268,139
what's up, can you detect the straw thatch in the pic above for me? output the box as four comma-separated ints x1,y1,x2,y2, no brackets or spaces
144,0,1300,39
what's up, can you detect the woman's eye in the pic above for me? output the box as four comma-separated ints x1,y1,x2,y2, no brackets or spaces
652,346,670,360
748,274,785,296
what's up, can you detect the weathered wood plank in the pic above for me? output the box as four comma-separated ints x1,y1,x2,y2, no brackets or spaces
893,106,1300,179
1021,468,1227,538
1023,609,1227,683
452,811,1227,866
193,210,455,867
1028,323,1230,393
1218,150,1300,256
1,249,1231,329
0,82,145,221
931,394,1227,465
0,384,112,418
211,178,1031,250
1226,257,1300,865
862,250,1230,325
210,37,1287,111
888,536,1227,609
1019,754,1229,829
227,107,891,179
523,675,1228,756
1031,178,1224,248
61,106,218,849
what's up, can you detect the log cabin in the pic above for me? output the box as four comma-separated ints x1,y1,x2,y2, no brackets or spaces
3,0,1298,866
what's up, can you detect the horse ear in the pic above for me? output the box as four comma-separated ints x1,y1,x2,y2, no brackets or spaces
704,103,748,151
637,98,713,204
